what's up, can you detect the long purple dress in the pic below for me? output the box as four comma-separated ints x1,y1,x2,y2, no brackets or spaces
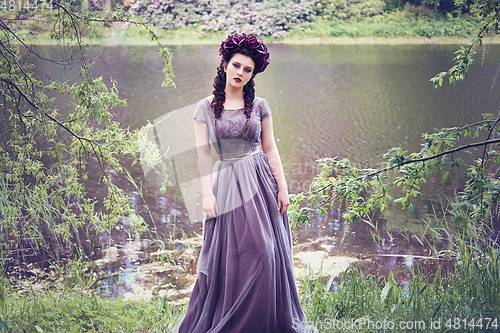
173,97,309,333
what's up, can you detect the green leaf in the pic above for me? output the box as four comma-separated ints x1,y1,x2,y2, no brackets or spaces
484,184,500,190
0,320,10,331
440,170,451,183
380,281,391,303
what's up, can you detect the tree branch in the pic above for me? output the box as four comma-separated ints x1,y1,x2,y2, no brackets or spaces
309,137,500,196
368,137,500,177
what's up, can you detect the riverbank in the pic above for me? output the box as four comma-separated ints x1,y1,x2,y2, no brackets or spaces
2,216,499,332
6,10,500,46
0,232,362,332
29,26,500,46
73,33,500,46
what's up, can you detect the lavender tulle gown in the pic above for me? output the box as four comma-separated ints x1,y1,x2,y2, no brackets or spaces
172,97,309,333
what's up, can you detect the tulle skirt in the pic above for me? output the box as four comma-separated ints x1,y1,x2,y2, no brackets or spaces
173,148,309,333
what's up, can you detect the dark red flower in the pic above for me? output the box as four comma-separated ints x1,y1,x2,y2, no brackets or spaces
219,33,270,73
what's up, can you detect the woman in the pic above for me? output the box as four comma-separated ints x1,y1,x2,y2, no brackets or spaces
173,33,310,333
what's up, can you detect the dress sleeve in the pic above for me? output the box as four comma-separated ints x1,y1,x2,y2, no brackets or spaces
193,99,207,124
260,98,272,120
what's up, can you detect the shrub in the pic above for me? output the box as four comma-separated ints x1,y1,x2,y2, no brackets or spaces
289,12,480,38
315,0,386,21
131,0,318,37
130,0,206,29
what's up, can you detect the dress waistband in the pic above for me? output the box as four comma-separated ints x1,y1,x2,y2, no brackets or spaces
218,146,261,161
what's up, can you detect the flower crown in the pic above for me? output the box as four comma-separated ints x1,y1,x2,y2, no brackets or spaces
219,33,270,73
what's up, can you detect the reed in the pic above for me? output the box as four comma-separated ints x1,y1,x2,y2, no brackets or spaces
298,204,500,332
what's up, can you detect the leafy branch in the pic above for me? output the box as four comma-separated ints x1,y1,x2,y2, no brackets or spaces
0,2,174,259
289,114,500,227
430,0,500,87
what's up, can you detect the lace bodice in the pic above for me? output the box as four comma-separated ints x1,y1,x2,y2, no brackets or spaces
193,97,272,155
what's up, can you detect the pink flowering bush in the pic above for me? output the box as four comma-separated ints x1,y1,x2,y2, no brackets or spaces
130,0,206,29
89,0,106,10
131,0,317,37
199,0,317,37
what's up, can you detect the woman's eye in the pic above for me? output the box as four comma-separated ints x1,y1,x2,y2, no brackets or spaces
233,63,239,68
244,69,251,73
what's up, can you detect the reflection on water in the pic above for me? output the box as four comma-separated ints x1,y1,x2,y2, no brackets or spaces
20,44,500,298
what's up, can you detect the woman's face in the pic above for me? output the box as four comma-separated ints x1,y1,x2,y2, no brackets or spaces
224,53,255,90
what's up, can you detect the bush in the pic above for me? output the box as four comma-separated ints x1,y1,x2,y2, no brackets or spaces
130,0,206,30
289,12,480,38
315,0,386,21
131,0,318,37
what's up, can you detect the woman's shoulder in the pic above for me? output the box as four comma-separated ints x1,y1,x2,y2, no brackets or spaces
195,96,213,113
253,96,272,119
253,96,269,110
198,95,213,105
253,96,266,105
193,96,214,123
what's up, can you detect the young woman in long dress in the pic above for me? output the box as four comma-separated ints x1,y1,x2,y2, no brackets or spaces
173,33,310,333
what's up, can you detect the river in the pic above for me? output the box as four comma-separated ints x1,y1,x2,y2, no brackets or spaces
23,43,500,299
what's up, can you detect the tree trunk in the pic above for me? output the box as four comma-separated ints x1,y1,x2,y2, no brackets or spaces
105,0,112,11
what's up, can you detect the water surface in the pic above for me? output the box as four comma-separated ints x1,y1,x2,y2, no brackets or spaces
23,43,500,296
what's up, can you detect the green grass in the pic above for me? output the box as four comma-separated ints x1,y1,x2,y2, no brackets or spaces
76,13,500,45
0,285,185,332
0,251,187,332
297,207,500,332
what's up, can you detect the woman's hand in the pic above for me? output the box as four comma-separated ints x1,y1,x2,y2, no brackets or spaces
203,193,218,219
277,189,290,215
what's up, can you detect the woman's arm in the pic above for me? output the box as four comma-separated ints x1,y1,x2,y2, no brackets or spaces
261,115,289,215
194,120,217,218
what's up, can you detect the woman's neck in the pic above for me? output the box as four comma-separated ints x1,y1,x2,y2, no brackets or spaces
224,85,245,109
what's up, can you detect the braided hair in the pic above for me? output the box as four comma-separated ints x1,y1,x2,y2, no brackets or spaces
211,47,258,138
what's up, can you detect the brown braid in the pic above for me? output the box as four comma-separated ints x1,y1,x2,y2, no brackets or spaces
211,47,258,138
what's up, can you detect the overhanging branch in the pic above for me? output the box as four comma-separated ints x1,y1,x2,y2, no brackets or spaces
368,137,500,177
309,137,500,195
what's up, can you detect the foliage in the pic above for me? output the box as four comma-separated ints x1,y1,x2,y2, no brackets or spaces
199,0,317,37
0,285,185,332
315,0,386,21
298,210,500,332
131,0,317,37
289,12,480,38
289,0,499,223
431,0,500,86
289,113,500,227
291,0,500,328
0,3,172,267
130,0,206,30
288,0,499,228
89,0,107,10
